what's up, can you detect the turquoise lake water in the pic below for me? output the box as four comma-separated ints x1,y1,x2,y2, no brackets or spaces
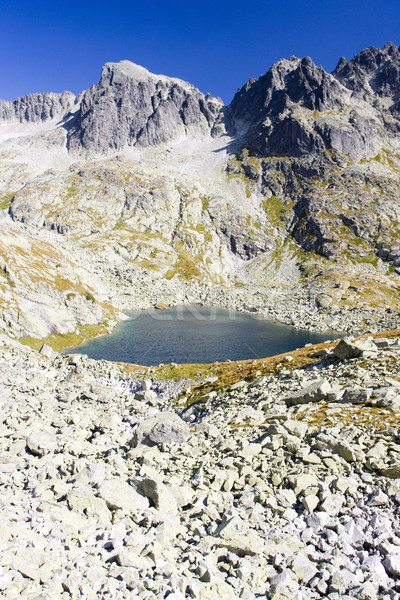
67,305,341,366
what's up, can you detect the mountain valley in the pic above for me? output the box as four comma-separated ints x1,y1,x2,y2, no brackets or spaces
2,43,400,600
2,43,400,345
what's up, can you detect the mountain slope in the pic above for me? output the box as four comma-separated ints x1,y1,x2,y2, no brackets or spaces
1,46,400,346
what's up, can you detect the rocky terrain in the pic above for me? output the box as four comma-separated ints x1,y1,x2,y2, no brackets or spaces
2,42,400,600
1,331,400,599
1,43,400,346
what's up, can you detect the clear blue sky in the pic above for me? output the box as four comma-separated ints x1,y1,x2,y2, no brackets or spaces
1,0,399,104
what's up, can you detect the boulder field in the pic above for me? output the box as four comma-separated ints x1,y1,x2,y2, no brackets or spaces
1,332,400,599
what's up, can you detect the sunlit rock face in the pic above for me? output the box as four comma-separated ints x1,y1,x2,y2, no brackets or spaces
66,61,225,151
228,42,400,161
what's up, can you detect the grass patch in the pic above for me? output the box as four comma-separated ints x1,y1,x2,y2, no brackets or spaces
241,148,262,171
262,196,285,227
0,193,14,210
65,185,78,199
387,264,396,275
300,401,400,431
173,254,201,280
201,196,211,211
139,259,159,271
165,242,203,281
19,323,109,353
166,328,400,407
124,362,220,381
165,269,175,280
356,253,379,267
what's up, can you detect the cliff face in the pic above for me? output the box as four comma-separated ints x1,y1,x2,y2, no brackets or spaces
223,43,400,272
66,62,225,151
333,41,400,99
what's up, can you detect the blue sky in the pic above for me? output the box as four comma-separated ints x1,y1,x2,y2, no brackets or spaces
1,0,399,104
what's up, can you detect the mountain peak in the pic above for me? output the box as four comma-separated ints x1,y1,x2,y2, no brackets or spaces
66,60,224,152
383,40,398,52
100,60,195,92
102,60,153,81
333,42,400,97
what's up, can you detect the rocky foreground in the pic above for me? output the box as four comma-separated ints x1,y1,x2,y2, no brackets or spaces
1,333,400,599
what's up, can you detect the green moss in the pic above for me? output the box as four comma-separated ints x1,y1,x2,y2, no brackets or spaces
387,264,396,275
369,149,400,172
191,224,212,242
66,292,76,301
147,362,218,382
142,230,165,241
173,254,201,281
350,236,368,248
85,292,96,303
45,274,84,293
360,151,390,166
165,269,175,280
241,149,262,171
164,241,203,281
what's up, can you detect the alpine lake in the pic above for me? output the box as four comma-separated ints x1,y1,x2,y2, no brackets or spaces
66,305,342,366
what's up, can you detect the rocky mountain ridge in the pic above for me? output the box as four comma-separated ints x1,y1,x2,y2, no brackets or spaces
67,61,226,152
229,42,400,160
3,42,400,157
0,91,77,124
